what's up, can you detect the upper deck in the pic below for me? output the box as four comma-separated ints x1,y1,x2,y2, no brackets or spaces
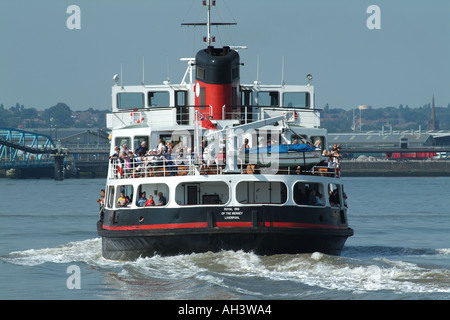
106,49,334,181
106,60,320,131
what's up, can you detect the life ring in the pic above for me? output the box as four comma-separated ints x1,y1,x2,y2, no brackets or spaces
246,165,255,174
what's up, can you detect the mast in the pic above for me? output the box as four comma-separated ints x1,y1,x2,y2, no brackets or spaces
206,0,211,45
181,0,236,46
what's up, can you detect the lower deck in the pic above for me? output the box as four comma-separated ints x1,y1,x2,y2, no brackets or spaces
98,173,352,259
103,172,346,211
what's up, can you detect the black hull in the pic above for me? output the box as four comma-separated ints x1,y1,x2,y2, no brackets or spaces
98,205,353,260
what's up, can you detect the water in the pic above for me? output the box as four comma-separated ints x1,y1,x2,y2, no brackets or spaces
1,177,450,300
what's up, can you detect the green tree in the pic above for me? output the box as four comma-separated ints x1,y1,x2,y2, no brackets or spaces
43,103,74,127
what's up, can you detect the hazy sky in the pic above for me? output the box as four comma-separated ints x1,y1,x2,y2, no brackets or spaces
1,0,449,111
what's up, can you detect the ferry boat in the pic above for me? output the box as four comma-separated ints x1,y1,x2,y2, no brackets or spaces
97,1,353,260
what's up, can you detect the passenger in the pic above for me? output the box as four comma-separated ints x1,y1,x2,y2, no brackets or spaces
307,190,318,205
137,192,147,207
157,139,166,155
314,139,322,150
174,141,185,165
121,143,129,154
116,151,127,177
135,140,148,156
156,192,166,206
134,151,145,175
97,189,105,209
239,138,249,166
329,189,340,207
109,146,120,162
124,151,134,177
316,192,324,206
117,191,129,207
164,142,177,175
144,195,155,206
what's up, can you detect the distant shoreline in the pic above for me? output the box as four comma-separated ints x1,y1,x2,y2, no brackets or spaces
340,160,450,177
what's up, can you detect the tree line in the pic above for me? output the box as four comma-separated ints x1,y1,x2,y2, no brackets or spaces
320,102,450,133
1,101,449,133
0,102,107,129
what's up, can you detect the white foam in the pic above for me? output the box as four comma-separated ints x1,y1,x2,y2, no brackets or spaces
437,248,450,255
2,238,103,267
3,241,450,295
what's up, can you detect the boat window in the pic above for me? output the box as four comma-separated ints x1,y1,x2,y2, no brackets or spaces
135,183,169,207
115,184,134,209
175,182,229,205
293,182,325,206
291,134,307,144
175,90,187,106
134,136,149,155
176,91,189,125
328,183,341,208
148,91,170,107
106,186,115,209
257,91,279,107
117,92,144,109
282,92,310,108
197,67,205,80
115,137,131,153
236,181,287,204
241,89,252,106
310,136,324,150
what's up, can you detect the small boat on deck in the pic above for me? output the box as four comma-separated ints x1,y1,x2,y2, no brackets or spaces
246,143,324,168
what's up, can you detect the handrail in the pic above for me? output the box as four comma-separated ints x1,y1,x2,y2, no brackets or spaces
108,159,338,179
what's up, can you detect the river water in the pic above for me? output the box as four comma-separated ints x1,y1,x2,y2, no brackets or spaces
1,177,450,301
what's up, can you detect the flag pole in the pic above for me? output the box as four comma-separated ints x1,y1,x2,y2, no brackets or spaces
194,110,200,166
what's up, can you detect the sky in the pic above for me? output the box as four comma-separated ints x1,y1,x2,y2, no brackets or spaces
1,0,449,111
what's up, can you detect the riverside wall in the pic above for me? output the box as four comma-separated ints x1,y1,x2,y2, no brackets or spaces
340,160,450,177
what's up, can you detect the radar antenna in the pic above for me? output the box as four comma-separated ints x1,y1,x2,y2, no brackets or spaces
181,0,236,46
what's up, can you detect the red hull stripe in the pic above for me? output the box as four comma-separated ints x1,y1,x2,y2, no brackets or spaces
263,222,346,229
102,222,208,231
102,221,347,231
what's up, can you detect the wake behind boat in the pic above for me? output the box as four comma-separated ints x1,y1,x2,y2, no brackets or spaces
97,1,353,260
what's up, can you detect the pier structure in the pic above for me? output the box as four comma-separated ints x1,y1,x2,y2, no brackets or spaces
0,127,110,179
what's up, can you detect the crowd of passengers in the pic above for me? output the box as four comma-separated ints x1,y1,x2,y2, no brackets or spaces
108,138,343,178
116,190,167,208
109,139,187,178
294,185,346,207
322,144,342,166
109,138,231,178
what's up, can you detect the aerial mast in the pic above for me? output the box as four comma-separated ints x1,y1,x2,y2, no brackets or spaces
206,0,212,45
181,0,236,46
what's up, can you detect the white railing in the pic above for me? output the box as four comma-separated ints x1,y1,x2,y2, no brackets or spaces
108,158,338,179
